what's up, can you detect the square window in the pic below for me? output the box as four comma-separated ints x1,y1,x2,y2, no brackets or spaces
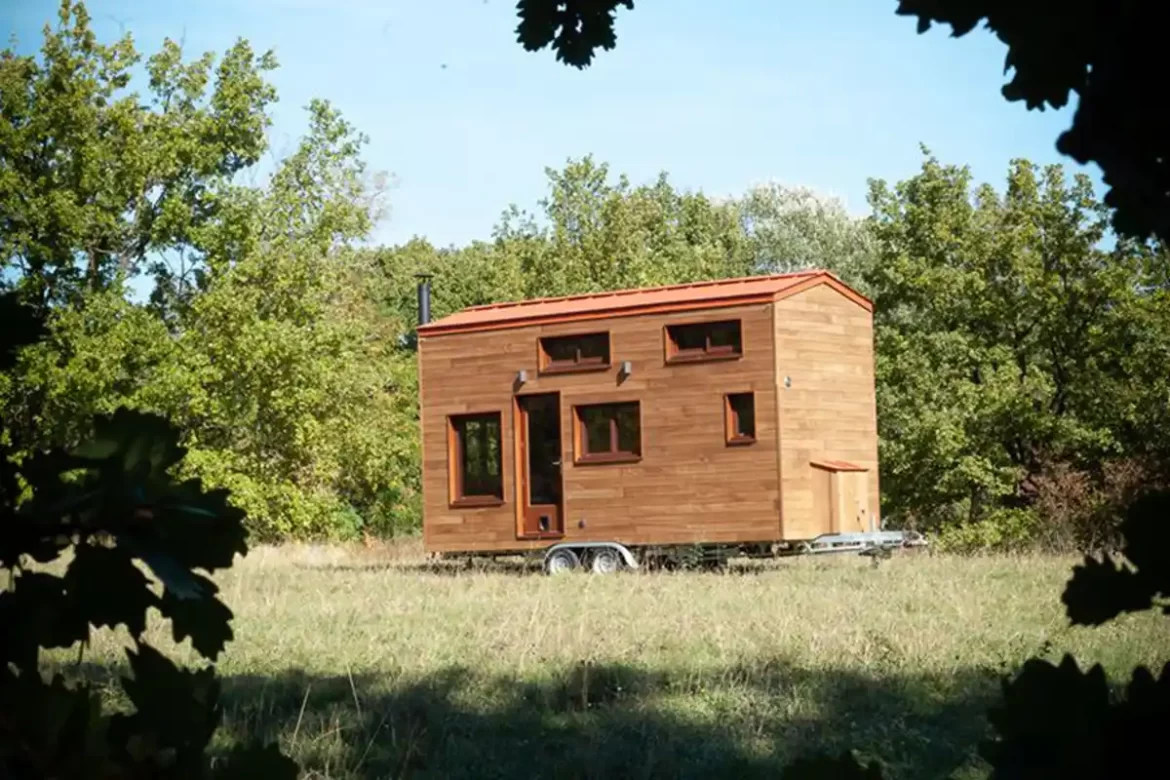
448,412,504,505
725,393,756,445
665,320,743,363
539,333,611,373
573,401,641,464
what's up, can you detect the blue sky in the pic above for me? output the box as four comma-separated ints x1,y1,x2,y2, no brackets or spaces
8,0,1095,249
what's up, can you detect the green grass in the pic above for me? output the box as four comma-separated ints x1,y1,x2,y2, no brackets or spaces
44,542,1170,779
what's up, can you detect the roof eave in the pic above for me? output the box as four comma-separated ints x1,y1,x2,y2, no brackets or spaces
416,272,873,338
416,291,778,338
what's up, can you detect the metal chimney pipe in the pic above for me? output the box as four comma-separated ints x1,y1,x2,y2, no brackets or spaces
415,273,433,327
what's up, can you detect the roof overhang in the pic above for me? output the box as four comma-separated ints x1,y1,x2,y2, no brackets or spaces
417,272,873,338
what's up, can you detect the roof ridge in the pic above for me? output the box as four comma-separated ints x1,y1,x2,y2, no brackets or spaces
461,269,828,313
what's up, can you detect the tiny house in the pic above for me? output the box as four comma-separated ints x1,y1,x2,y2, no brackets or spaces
416,270,888,572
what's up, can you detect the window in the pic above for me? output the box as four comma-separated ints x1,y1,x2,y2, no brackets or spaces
539,332,611,373
448,412,504,506
573,401,641,464
665,319,743,363
725,392,756,445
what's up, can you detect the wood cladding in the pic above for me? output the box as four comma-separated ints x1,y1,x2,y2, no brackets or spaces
774,284,880,539
420,304,782,553
419,278,880,554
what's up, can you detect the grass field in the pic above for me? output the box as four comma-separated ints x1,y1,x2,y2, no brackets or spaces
46,541,1169,779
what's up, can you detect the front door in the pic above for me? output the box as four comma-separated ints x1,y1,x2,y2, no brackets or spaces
515,393,564,538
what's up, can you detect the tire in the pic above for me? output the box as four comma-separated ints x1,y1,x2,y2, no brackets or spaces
588,547,622,574
545,548,580,575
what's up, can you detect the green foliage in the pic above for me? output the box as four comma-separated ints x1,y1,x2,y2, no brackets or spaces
932,507,1040,554
1,3,414,541
0,293,298,779
0,0,278,309
737,183,877,291
865,149,1170,535
372,155,776,330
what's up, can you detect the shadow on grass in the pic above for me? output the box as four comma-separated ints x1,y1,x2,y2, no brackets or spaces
207,660,1000,780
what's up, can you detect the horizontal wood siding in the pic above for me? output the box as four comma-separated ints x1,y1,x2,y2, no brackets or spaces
419,304,781,553
775,285,880,539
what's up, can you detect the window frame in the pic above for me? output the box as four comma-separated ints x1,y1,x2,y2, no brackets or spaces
724,392,757,446
664,319,744,364
447,411,505,507
538,332,612,375
572,400,643,465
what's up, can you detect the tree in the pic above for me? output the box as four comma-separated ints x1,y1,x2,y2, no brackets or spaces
0,292,299,779
1,1,414,541
0,0,278,310
373,155,754,333
511,0,1170,246
865,149,1168,540
735,183,876,290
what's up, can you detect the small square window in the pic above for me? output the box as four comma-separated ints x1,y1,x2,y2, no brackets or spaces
539,333,611,374
665,320,743,363
573,401,641,464
725,393,756,445
448,412,504,506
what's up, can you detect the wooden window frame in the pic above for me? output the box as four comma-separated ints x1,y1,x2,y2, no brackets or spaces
538,332,612,375
447,412,505,507
724,392,757,446
664,319,743,364
572,401,642,465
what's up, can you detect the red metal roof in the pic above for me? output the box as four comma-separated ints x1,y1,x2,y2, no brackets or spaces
417,269,871,336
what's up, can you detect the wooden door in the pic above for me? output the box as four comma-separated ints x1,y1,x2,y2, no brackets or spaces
811,465,870,535
515,393,564,538
834,471,869,533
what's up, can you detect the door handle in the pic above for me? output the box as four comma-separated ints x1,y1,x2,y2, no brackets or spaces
551,459,561,467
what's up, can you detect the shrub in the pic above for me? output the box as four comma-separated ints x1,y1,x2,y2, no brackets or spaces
932,507,1040,554
1031,457,1168,553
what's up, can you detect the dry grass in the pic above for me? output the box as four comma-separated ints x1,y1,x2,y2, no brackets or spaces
45,542,1170,779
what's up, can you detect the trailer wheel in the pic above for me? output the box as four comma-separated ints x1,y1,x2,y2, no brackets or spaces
545,548,580,575
588,547,622,574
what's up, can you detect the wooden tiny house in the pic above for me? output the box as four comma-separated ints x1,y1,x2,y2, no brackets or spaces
416,270,886,570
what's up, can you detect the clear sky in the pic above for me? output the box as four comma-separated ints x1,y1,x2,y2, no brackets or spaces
7,0,1096,249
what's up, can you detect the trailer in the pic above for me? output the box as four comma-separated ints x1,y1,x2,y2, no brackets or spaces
415,270,904,574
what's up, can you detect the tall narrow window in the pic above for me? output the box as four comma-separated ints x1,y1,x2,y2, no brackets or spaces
573,401,641,464
665,320,743,363
539,332,611,373
724,392,756,445
448,412,504,506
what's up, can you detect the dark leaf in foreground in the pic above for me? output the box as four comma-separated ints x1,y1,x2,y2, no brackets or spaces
1062,490,1170,626
159,572,235,661
64,543,158,638
983,655,1170,779
111,644,222,762
212,741,301,780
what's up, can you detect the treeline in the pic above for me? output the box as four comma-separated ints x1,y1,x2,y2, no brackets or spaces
3,2,1168,548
